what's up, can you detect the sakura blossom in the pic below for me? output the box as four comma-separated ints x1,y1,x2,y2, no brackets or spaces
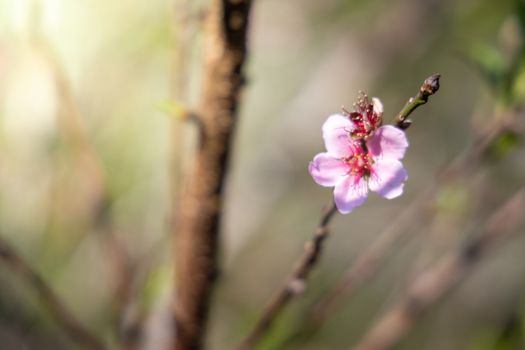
309,97,409,214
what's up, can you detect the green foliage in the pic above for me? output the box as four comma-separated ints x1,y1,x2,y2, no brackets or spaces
156,100,188,120
463,42,507,92
509,54,525,104
515,0,525,40
486,131,521,161
138,263,172,312
469,316,524,350
436,184,470,215
461,0,525,107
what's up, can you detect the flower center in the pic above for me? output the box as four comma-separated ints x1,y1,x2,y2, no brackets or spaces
349,112,371,139
343,146,373,179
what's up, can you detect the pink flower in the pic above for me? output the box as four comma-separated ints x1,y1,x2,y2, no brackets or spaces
309,103,409,214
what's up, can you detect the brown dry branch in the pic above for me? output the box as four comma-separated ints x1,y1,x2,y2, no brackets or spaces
0,237,106,350
235,75,441,350
106,232,140,350
30,34,106,211
294,109,523,339
353,187,525,350
30,33,137,349
172,0,253,349
236,201,338,350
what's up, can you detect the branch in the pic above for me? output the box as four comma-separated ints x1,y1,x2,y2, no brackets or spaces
41,34,139,341
393,74,441,129
236,74,441,350
0,236,106,350
31,35,106,199
172,0,253,349
31,31,137,349
283,109,522,346
353,187,525,350
236,201,338,350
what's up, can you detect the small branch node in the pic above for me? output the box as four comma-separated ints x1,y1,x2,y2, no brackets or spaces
394,74,441,129
421,74,441,97
287,278,306,295
399,119,413,130
314,227,327,238
236,201,337,350
304,241,315,253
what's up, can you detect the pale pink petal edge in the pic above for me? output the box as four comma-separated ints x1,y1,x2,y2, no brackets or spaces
333,176,368,214
308,152,347,187
322,114,354,157
368,158,408,199
368,125,409,160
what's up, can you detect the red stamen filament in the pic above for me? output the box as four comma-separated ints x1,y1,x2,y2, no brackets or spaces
344,150,373,179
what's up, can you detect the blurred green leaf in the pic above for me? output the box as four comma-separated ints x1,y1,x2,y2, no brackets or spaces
498,0,525,106
509,55,525,104
156,100,188,120
486,130,521,160
435,184,470,215
469,329,500,350
493,313,524,350
138,264,172,311
462,42,507,90
468,314,524,350
515,0,525,39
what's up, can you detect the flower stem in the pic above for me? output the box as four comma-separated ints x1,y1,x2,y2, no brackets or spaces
277,106,524,350
393,74,441,129
235,201,338,350
236,74,443,350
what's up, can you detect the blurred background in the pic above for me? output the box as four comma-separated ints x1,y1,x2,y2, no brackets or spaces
1,0,525,349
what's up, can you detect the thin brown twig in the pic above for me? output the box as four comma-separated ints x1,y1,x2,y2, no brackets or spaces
0,236,106,350
172,0,253,349
353,187,525,350
29,28,137,348
236,75,441,350
307,110,521,328
0,31,117,349
30,34,106,204
236,201,338,350
278,108,522,348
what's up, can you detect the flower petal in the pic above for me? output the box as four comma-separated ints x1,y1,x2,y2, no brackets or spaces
368,158,408,199
322,114,354,157
333,176,368,214
367,125,408,160
309,152,347,187
372,97,383,117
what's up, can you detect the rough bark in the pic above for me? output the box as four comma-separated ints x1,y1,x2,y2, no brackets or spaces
173,1,253,349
